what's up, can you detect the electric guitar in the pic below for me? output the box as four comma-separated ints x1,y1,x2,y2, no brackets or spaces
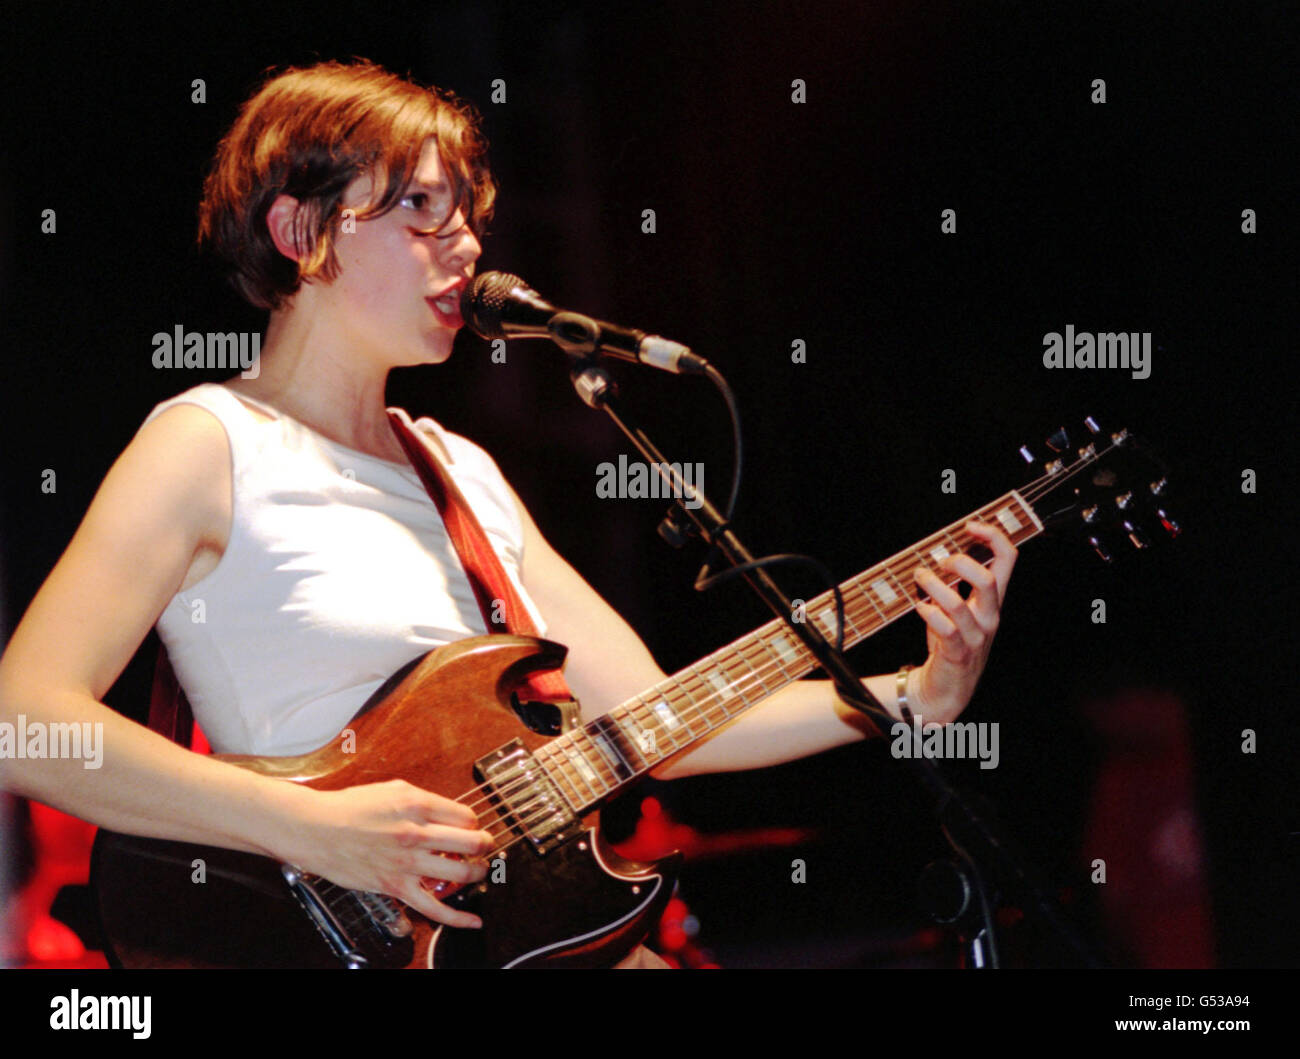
92,420,1174,968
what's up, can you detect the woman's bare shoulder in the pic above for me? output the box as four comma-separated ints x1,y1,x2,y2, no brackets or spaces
106,402,235,583
126,401,232,495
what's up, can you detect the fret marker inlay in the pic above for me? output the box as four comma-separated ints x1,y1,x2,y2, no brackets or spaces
706,672,736,700
567,747,599,786
996,508,1022,533
873,579,898,605
652,700,681,730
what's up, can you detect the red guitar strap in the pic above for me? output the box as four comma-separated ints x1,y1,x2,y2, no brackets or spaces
147,646,209,754
146,646,193,746
145,408,573,751
386,408,574,706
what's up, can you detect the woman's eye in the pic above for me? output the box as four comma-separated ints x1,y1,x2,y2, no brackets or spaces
401,192,458,233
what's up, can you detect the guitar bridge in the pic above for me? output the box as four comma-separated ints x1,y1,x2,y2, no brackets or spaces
475,740,580,855
281,864,414,969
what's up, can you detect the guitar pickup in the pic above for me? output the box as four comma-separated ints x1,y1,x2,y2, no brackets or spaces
475,740,579,855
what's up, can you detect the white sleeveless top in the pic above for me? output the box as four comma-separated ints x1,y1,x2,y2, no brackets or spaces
143,383,546,756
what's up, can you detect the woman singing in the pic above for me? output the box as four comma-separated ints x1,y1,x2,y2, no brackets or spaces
0,60,1017,967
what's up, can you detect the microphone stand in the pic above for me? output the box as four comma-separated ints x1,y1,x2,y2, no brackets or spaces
560,341,1104,969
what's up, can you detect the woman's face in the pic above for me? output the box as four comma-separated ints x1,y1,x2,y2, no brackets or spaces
322,138,482,370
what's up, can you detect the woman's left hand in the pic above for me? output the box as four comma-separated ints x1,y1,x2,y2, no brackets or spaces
909,520,1018,725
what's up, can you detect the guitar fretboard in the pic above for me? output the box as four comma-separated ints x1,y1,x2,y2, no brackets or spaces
530,490,1043,815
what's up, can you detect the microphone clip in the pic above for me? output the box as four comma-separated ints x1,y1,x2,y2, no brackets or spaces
548,311,605,358
657,503,696,549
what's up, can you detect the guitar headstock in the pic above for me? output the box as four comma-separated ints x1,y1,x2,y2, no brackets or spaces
1017,417,1179,563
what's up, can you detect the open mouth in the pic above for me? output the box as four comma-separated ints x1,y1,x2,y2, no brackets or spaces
428,293,464,326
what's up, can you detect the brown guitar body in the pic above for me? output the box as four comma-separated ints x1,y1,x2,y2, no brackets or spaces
92,635,679,969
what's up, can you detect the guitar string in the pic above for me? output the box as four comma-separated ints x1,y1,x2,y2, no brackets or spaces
516,438,1129,831
309,441,1130,930
307,572,890,900
313,443,1121,914
455,542,1002,848
308,547,998,938
407,551,973,888
442,444,1114,839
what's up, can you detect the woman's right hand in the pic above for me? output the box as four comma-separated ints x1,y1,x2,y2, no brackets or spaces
277,779,495,930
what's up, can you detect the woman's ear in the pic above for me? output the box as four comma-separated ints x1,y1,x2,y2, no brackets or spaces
266,194,309,262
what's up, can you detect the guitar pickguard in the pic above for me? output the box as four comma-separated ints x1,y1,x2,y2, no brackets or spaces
430,826,678,969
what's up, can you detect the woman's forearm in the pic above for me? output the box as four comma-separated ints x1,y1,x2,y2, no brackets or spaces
651,672,908,780
0,681,309,859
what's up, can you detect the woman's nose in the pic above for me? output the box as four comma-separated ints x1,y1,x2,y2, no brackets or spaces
441,211,482,267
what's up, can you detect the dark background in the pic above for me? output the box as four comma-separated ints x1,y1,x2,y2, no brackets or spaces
1,1,1294,967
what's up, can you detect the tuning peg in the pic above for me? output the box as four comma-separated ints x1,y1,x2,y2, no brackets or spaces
1149,477,1168,497
1021,442,1063,476
1120,519,1150,550
1081,504,1103,525
1084,415,1102,435
1114,490,1135,512
1088,534,1115,563
1045,427,1071,453
1155,506,1181,538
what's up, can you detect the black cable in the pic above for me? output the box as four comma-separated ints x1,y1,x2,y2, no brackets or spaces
693,553,847,654
701,362,742,522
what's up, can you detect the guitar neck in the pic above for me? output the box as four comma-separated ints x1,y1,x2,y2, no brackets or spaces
533,490,1044,815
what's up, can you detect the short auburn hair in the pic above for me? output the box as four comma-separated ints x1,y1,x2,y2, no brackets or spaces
198,60,495,309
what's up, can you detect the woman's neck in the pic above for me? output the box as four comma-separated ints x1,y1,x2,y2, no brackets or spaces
225,308,406,462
